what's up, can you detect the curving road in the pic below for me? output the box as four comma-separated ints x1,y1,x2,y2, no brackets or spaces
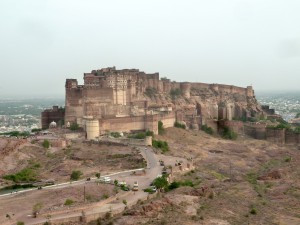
0,146,164,225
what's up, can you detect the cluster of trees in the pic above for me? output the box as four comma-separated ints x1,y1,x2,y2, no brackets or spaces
3,167,38,183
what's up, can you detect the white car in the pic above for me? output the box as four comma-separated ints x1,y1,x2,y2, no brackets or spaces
100,176,111,183
118,181,127,186
133,181,139,191
150,186,157,192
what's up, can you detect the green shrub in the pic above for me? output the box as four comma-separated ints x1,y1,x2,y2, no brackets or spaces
110,132,121,138
145,87,157,98
31,128,42,133
250,206,257,215
2,131,30,137
69,122,79,131
17,222,25,225
158,121,165,135
64,199,74,206
246,172,258,185
70,170,82,181
127,130,154,139
145,130,154,137
102,194,109,199
3,168,37,183
153,176,168,189
42,139,50,149
201,125,214,135
168,181,180,190
222,127,237,140
180,180,194,187
174,121,186,129
128,132,146,139
284,156,292,162
170,88,182,99
152,139,169,153
122,199,127,205
168,180,194,191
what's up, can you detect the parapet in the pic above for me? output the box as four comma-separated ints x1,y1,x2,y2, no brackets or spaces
65,79,78,88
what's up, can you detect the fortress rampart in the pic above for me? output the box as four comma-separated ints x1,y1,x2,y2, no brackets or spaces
64,67,257,139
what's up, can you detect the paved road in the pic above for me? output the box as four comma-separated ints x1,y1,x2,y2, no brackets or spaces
0,146,163,225
0,147,160,199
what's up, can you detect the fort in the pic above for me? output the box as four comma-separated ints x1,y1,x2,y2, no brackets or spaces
62,67,262,139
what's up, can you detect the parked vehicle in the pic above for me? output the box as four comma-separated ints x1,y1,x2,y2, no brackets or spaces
118,181,127,186
159,160,165,166
150,186,157,192
133,181,139,191
100,176,111,183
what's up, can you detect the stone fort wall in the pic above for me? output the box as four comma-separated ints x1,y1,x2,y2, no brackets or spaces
65,67,255,138
99,112,176,135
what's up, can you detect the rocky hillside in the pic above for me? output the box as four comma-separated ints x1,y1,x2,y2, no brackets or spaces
102,128,300,225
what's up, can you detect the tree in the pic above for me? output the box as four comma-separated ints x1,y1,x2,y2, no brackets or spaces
95,172,101,179
153,176,168,189
42,139,50,149
70,170,83,181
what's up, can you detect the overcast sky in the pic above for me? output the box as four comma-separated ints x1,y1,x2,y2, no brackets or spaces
0,0,300,98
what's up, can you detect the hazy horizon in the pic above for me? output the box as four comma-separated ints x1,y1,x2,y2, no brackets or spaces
1,0,300,98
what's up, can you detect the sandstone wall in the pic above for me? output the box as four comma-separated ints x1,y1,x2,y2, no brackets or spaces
158,112,176,129
218,120,244,134
65,87,83,123
41,107,65,129
99,116,146,134
285,130,300,145
98,112,175,135
266,128,285,145
205,119,218,131
243,123,266,139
